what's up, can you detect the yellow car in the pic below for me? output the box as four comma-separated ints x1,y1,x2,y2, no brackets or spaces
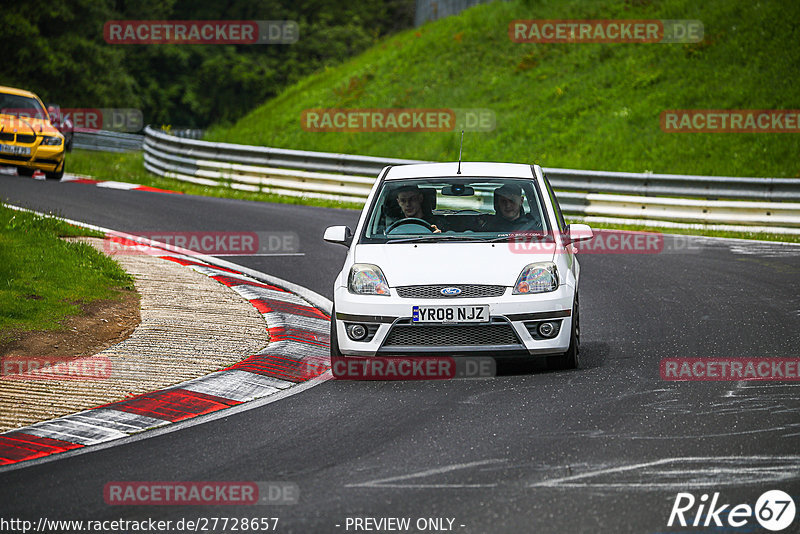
0,85,66,180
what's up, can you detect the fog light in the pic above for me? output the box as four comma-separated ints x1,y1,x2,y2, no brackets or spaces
538,322,556,338
347,323,367,341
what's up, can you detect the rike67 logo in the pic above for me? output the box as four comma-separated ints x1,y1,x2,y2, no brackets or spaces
668,490,796,531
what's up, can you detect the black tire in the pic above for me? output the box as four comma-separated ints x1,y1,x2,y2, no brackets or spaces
547,292,580,370
330,307,342,358
17,167,34,177
329,307,351,378
45,160,64,180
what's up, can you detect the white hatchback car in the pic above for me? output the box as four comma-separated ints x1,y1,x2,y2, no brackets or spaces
324,162,593,373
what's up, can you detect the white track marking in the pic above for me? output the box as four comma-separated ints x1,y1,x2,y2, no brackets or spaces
95,181,140,190
528,456,800,490
346,459,507,488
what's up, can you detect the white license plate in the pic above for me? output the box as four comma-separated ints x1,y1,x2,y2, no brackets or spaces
412,305,489,323
0,144,30,156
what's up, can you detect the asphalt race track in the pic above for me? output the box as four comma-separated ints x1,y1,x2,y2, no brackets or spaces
1,176,799,533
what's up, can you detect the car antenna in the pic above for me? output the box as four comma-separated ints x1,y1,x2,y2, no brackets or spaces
457,129,464,175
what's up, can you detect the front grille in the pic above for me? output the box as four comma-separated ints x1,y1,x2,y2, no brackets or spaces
0,132,14,141
396,284,506,299
383,322,520,347
0,155,30,162
16,134,36,144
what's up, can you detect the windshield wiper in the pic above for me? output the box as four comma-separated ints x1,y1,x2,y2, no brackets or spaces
483,233,555,243
387,235,490,244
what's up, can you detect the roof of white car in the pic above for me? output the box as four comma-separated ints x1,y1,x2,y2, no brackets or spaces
384,162,534,180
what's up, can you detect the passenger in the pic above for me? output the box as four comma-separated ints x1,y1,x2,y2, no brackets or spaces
484,183,541,232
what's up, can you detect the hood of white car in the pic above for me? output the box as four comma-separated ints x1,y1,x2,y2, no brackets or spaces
354,243,556,286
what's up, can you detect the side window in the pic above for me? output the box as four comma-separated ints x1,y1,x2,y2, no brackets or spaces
521,184,546,229
543,175,566,232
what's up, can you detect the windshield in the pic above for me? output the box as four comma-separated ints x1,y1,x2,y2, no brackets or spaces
361,177,551,243
0,93,47,120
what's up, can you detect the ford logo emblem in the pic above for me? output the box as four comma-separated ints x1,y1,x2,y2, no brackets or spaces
441,287,461,296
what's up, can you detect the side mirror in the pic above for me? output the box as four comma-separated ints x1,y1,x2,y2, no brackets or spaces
565,223,593,244
323,225,353,247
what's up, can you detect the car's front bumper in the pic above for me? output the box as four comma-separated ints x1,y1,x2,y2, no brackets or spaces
334,285,574,357
1,144,65,172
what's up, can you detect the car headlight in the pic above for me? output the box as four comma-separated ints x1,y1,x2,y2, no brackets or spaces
513,262,559,294
348,264,391,296
40,136,62,145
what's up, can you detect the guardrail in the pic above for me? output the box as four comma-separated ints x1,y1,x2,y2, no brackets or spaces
169,128,204,139
545,168,800,202
143,126,800,233
73,130,144,152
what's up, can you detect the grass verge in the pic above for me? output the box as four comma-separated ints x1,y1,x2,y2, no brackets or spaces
0,204,135,344
205,0,800,178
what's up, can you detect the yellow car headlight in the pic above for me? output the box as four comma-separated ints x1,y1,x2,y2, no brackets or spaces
40,136,63,146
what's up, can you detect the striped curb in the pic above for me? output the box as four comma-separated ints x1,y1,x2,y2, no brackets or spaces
0,249,330,467
61,174,181,194
0,167,180,194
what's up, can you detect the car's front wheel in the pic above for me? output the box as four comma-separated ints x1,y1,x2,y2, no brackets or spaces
547,292,580,370
329,307,351,378
45,160,64,180
330,308,342,357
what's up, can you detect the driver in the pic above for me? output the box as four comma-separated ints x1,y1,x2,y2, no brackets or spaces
395,185,445,233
